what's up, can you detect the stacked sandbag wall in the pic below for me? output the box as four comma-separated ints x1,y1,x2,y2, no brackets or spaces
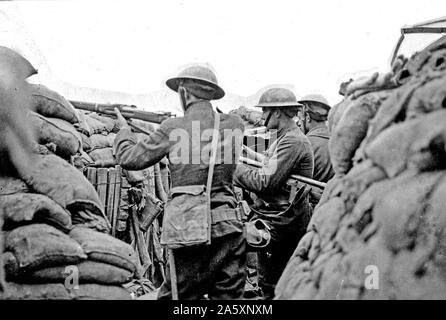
1,83,140,300
72,109,168,288
275,39,446,299
229,106,263,128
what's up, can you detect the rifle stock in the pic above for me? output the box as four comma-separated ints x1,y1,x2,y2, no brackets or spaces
70,100,173,124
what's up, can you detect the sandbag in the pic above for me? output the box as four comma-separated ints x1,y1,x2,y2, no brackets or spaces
28,112,82,158
74,112,110,136
350,172,446,247
2,283,71,300
348,178,395,232
345,72,397,98
72,151,94,171
307,197,346,248
315,175,341,209
417,48,446,75
424,175,446,277
292,231,315,258
68,284,132,300
18,261,133,285
0,46,37,79
89,133,116,151
4,224,87,276
328,98,375,175
30,84,79,124
18,153,105,217
1,193,72,231
365,109,446,178
88,148,115,163
274,41,446,301
406,74,446,119
32,143,55,155
365,82,419,144
327,97,352,134
3,283,131,300
75,110,92,136
312,253,349,299
80,133,91,151
85,114,109,134
229,106,262,126
371,172,445,252
338,159,387,205
329,93,382,175
275,261,315,299
69,227,138,273
89,113,119,133
0,176,28,195
71,210,111,233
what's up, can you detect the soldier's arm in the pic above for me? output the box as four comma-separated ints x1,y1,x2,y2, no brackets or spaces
234,134,308,193
242,145,266,162
113,121,171,171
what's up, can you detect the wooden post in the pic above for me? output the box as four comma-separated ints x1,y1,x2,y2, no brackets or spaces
85,167,97,189
106,168,117,224
97,168,108,215
169,249,178,300
111,166,122,237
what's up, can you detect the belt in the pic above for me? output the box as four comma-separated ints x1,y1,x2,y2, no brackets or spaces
211,205,242,224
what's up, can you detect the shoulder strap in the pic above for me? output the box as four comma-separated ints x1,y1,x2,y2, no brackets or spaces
205,112,220,240
206,112,220,197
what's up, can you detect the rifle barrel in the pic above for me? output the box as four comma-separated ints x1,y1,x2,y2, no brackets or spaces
70,100,171,124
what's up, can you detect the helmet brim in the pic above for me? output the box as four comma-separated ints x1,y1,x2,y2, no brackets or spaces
298,99,331,110
166,76,225,100
255,101,303,108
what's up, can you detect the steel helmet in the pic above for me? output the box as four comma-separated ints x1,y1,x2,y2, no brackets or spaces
166,64,225,100
255,88,302,108
298,93,330,109
299,94,330,121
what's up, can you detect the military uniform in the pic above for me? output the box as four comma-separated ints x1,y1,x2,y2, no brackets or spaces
234,89,314,299
114,101,247,299
306,123,335,183
114,63,247,300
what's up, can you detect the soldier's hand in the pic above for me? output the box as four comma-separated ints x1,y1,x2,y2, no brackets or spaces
114,107,130,129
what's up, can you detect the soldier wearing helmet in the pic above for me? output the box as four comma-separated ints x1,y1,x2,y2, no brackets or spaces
234,87,314,299
298,94,335,183
113,64,247,300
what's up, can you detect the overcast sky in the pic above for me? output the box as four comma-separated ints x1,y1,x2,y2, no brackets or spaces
12,0,446,105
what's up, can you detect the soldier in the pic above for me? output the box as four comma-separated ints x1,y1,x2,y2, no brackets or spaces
298,94,335,183
113,64,247,300
234,87,314,299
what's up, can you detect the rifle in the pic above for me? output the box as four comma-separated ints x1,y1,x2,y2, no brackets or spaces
70,100,173,124
239,156,327,189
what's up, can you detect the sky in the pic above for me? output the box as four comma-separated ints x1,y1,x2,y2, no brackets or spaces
9,0,446,106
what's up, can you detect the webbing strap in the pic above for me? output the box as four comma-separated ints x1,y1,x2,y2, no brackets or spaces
206,112,220,239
